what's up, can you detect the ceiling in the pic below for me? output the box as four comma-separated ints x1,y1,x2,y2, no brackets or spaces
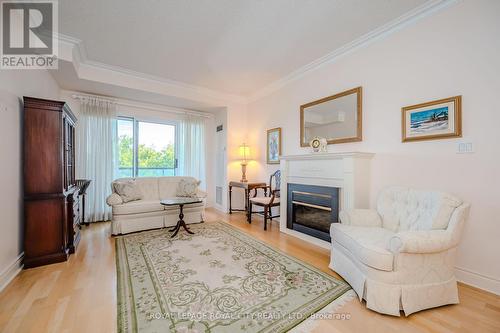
58,0,429,97
51,60,221,112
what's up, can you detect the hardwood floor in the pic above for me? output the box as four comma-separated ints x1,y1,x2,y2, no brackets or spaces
1,208,499,333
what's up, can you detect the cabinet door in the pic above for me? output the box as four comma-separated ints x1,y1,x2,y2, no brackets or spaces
70,124,75,186
63,117,68,189
63,116,76,190
24,107,63,195
25,199,65,257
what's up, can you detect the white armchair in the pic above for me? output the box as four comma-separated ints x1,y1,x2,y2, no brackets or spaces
330,187,470,316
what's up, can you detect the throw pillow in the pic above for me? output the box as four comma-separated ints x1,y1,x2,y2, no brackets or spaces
113,180,143,203
177,179,201,197
106,193,123,206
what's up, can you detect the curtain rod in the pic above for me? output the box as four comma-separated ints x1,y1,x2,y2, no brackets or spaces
71,93,213,119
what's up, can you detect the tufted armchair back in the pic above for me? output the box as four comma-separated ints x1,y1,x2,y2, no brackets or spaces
376,187,463,232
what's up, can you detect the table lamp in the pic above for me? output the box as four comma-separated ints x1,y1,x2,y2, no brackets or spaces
239,143,250,182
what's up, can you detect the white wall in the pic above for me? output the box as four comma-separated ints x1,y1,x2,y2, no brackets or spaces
0,70,60,291
224,102,249,211
213,108,228,211
245,0,500,294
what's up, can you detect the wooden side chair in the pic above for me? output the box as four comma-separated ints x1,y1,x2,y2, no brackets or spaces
247,170,281,230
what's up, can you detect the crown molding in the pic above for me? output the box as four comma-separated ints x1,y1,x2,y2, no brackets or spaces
248,0,458,102
81,59,246,104
56,33,247,105
56,0,457,106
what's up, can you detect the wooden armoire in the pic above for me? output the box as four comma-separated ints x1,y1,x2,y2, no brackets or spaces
23,97,81,268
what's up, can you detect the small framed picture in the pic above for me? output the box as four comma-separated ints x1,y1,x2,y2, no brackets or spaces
267,127,282,164
402,96,462,142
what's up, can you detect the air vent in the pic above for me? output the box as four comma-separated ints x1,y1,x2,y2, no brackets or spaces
216,186,223,205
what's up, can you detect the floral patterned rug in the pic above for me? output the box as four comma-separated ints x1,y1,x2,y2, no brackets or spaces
116,222,351,333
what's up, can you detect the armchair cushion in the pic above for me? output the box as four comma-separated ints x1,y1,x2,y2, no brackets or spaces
388,230,455,254
339,209,382,227
331,224,395,271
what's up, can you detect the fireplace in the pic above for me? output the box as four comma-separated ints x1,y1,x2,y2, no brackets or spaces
287,183,339,242
279,152,373,248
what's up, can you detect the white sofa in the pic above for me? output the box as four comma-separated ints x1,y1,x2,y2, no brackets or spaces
330,186,470,316
106,176,206,235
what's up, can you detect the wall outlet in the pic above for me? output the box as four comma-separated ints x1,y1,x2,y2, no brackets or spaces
457,142,474,154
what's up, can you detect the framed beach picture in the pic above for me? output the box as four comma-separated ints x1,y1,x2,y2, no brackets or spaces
266,127,282,164
402,96,462,142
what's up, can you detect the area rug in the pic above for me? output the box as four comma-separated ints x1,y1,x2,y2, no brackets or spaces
116,222,352,333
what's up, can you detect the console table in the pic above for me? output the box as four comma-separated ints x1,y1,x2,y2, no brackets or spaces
228,181,267,215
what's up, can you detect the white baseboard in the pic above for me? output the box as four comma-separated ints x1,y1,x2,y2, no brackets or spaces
455,266,500,295
0,253,24,293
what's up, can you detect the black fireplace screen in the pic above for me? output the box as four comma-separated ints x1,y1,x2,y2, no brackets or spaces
293,203,332,233
287,183,339,242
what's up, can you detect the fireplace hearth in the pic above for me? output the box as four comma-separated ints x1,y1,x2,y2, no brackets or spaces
287,183,339,242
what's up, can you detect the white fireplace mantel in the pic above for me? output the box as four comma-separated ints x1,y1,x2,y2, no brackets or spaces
280,152,374,160
279,152,374,249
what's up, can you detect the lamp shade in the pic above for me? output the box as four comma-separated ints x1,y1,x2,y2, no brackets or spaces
239,143,250,161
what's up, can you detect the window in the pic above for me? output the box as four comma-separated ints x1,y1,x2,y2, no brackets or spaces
117,118,134,177
117,117,177,178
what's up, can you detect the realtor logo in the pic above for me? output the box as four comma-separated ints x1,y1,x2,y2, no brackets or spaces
1,0,58,69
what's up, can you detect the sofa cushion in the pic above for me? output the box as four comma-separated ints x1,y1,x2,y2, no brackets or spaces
134,178,160,200
377,187,463,232
113,180,142,203
158,176,195,199
331,224,395,272
113,200,165,215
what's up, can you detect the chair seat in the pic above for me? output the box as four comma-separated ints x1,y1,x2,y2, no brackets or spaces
331,224,395,272
249,197,280,206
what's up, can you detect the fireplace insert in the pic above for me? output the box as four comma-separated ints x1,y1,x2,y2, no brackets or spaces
287,183,339,242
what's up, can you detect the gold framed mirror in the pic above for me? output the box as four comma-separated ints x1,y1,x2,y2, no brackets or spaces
300,87,362,147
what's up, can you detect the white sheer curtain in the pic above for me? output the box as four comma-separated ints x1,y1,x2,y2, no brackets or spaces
178,116,206,190
76,97,117,222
